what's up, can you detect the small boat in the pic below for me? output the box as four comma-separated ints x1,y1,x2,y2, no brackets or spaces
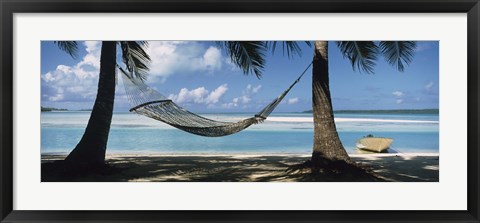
356,136,393,153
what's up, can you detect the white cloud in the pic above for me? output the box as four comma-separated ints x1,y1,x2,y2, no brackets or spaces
200,46,222,70
84,41,100,53
48,94,64,102
224,57,240,71
41,41,104,104
392,91,404,97
288,97,299,105
170,87,208,104
56,65,72,74
415,42,433,52
425,81,434,91
222,84,262,109
244,84,262,95
145,41,225,82
41,66,98,102
392,90,408,104
206,84,228,104
77,41,101,70
233,95,251,104
168,84,228,105
220,100,250,109
41,41,227,108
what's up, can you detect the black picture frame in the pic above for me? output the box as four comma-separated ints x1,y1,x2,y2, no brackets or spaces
1,0,479,222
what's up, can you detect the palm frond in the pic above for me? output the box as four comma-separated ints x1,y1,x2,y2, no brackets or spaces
116,64,131,79
119,41,151,81
54,41,78,59
336,41,378,74
218,41,267,78
379,41,416,72
267,41,312,58
268,41,303,58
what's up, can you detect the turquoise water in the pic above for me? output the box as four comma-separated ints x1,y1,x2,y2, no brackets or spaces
41,112,439,154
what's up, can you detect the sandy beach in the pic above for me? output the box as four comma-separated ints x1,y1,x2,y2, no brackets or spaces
41,153,439,182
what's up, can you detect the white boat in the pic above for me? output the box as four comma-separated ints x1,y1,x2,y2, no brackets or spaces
356,137,393,153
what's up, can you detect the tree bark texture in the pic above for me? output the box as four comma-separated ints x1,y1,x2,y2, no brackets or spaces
311,41,351,165
65,41,117,169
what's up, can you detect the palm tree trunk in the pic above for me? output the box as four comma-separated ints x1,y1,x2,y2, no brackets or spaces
64,41,116,169
311,41,351,165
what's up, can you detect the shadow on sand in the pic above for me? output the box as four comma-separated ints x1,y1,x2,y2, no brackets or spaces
41,154,439,182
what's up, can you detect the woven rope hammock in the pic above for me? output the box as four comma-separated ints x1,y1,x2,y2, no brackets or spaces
119,63,312,137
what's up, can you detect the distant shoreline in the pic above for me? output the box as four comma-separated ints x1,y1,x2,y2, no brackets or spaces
41,106,92,112
41,106,68,112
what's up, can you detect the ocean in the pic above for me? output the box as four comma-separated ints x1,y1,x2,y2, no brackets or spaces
41,111,439,155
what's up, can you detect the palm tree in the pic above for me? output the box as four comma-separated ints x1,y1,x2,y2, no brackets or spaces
54,41,268,171
54,41,151,170
309,41,416,167
220,41,415,168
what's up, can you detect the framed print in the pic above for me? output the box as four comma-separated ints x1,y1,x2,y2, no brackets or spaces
1,0,479,222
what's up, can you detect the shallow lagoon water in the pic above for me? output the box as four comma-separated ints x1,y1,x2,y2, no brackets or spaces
41,112,439,154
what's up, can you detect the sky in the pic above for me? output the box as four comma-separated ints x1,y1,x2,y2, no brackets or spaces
41,41,439,113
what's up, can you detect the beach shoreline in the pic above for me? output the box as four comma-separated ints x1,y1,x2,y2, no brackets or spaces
41,153,439,182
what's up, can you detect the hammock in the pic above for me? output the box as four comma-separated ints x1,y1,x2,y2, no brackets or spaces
119,63,312,137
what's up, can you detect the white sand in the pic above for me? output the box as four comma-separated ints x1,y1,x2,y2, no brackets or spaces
42,153,439,182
